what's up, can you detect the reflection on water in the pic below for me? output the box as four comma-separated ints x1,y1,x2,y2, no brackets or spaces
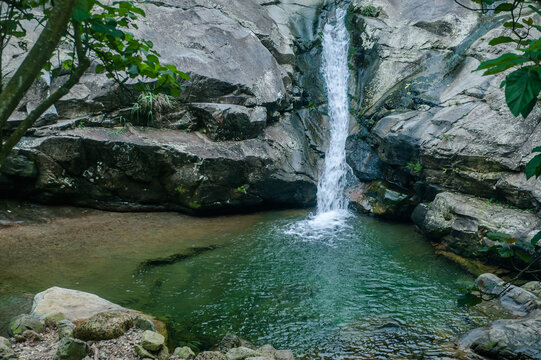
0,209,490,358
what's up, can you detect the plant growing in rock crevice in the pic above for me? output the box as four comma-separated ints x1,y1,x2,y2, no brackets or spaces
131,91,173,126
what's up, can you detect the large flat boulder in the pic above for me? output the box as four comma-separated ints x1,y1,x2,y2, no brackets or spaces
31,287,125,322
412,192,541,264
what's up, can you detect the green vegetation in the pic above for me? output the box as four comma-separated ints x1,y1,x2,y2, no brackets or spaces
236,185,247,195
0,0,187,165
131,91,173,125
358,5,380,17
407,161,422,174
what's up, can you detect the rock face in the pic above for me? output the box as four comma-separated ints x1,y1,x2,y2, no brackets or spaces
0,0,326,214
345,181,415,220
412,192,541,265
344,0,541,228
459,274,541,360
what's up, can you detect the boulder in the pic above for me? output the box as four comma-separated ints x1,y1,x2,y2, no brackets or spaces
459,309,541,360
217,333,241,353
134,344,156,359
136,317,157,332
195,351,227,360
31,287,125,322
256,344,276,358
157,346,169,360
14,330,43,342
346,181,416,220
476,273,541,315
522,281,541,298
57,320,76,340
274,350,295,360
173,346,195,359
54,337,89,360
72,312,135,341
225,347,262,360
141,330,165,352
8,314,44,337
0,337,17,360
412,192,541,264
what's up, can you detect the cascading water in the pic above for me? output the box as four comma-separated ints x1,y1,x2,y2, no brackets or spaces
285,7,352,238
317,7,351,214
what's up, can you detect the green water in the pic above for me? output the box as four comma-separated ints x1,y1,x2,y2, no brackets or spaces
0,209,487,359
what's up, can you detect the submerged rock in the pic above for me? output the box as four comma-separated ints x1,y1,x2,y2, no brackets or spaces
72,312,135,341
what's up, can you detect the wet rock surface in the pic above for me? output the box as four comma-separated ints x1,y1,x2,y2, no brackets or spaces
459,274,541,360
412,192,541,266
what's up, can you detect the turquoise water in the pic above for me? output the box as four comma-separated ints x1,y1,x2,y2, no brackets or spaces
0,209,486,359
121,211,480,359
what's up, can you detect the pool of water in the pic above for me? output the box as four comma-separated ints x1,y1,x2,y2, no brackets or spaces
0,208,489,359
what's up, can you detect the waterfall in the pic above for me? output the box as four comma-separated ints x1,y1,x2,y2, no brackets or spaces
317,8,351,214
284,7,352,240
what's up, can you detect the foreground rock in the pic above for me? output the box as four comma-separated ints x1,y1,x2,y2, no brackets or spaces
6,287,296,360
0,337,17,360
73,312,135,341
458,274,541,359
32,287,125,322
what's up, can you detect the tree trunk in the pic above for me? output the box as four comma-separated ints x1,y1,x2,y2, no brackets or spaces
0,0,76,134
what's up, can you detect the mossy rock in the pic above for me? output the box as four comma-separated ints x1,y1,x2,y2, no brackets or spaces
73,312,135,341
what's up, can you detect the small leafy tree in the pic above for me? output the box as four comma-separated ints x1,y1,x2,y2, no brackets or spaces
453,0,541,306
0,0,188,165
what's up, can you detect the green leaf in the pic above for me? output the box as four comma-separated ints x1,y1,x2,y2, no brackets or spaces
488,36,515,46
497,247,514,258
475,53,527,74
457,293,482,307
494,3,515,13
525,153,541,179
505,67,541,118
531,231,541,246
486,232,514,243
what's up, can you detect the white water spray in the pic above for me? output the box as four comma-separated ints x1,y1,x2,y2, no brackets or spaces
317,7,351,214
284,7,352,240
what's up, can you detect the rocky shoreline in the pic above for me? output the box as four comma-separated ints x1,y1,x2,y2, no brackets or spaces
0,287,295,360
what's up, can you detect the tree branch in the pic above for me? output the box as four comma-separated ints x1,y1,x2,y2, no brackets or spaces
0,0,76,133
0,19,90,165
